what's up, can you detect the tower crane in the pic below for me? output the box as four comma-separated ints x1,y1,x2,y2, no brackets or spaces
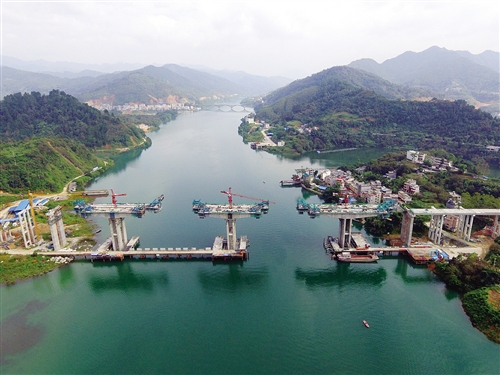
220,187,276,209
110,189,127,206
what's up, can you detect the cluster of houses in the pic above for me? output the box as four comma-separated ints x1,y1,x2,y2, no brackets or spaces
406,150,459,173
88,102,199,113
302,149,462,207
306,168,420,206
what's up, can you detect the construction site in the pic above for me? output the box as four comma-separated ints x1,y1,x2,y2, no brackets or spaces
2,182,499,266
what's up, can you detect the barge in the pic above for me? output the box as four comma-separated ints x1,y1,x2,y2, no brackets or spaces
336,252,379,263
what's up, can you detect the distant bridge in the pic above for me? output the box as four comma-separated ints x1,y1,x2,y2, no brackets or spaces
202,104,252,112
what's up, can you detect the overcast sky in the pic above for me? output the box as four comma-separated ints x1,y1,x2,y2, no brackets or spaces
1,0,499,78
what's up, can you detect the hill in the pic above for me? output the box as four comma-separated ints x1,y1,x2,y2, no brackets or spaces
252,76,500,159
260,66,433,106
0,90,145,148
348,46,499,116
0,137,107,193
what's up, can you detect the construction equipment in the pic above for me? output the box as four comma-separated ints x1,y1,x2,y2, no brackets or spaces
220,187,276,209
110,189,127,206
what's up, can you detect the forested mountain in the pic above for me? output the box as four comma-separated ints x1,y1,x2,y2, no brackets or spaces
1,59,290,104
260,66,433,106
348,46,499,115
253,77,500,158
0,90,145,148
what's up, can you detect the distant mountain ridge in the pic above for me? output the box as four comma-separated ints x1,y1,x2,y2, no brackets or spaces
1,57,293,105
348,46,499,115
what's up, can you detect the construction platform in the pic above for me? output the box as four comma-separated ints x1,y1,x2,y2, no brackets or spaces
42,235,249,262
193,202,269,217
74,202,146,217
297,200,395,219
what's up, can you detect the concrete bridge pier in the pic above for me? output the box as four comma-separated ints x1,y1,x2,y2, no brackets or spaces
493,216,500,238
18,208,36,248
47,206,66,251
225,213,237,251
400,210,415,247
109,217,128,251
338,218,353,249
456,214,475,242
428,215,445,244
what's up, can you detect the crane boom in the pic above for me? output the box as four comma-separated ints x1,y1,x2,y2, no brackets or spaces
220,187,275,208
110,189,127,206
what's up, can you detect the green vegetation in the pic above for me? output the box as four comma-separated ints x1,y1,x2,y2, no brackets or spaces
249,72,500,167
238,122,264,143
0,90,145,148
0,138,110,193
0,253,64,285
432,243,500,343
462,286,500,343
0,91,182,193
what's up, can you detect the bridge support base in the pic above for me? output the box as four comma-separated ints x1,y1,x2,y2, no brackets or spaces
47,206,66,251
225,214,237,251
109,217,128,251
339,218,353,249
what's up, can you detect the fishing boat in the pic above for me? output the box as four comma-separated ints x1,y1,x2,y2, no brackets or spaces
363,320,370,328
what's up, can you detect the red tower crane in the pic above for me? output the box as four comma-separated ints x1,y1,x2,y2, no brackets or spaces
110,189,127,206
220,187,276,208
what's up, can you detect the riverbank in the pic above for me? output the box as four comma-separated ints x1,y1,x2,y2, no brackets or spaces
0,253,72,285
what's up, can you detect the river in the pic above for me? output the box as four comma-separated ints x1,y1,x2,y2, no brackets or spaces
1,110,499,374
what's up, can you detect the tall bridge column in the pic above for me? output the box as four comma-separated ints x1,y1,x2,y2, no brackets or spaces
464,215,475,241
428,215,445,244
225,213,237,251
47,206,66,251
400,210,415,247
338,218,353,249
493,216,500,238
18,208,36,248
456,215,466,239
109,217,128,251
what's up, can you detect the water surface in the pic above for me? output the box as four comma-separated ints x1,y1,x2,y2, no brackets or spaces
2,111,498,374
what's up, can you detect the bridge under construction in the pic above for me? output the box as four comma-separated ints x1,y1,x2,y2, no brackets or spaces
66,187,272,262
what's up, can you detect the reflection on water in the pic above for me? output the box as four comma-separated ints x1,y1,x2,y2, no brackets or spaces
0,300,48,365
393,258,436,283
197,263,269,293
295,263,387,288
88,261,168,293
100,147,147,177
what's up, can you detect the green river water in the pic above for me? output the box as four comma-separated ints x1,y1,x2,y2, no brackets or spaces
1,110,499,374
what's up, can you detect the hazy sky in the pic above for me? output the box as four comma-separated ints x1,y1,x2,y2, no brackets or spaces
1,0,499,78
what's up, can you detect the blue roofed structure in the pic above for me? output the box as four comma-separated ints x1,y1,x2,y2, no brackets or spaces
7,200,30,215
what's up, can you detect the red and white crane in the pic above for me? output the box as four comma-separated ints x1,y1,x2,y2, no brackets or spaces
110,189,127,206
220,187,276,208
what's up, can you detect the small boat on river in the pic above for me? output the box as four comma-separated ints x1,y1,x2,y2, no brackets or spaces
363,320,370,328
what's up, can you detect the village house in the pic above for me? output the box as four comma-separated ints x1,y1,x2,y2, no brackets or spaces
406,150,426,164
403,179,420,195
